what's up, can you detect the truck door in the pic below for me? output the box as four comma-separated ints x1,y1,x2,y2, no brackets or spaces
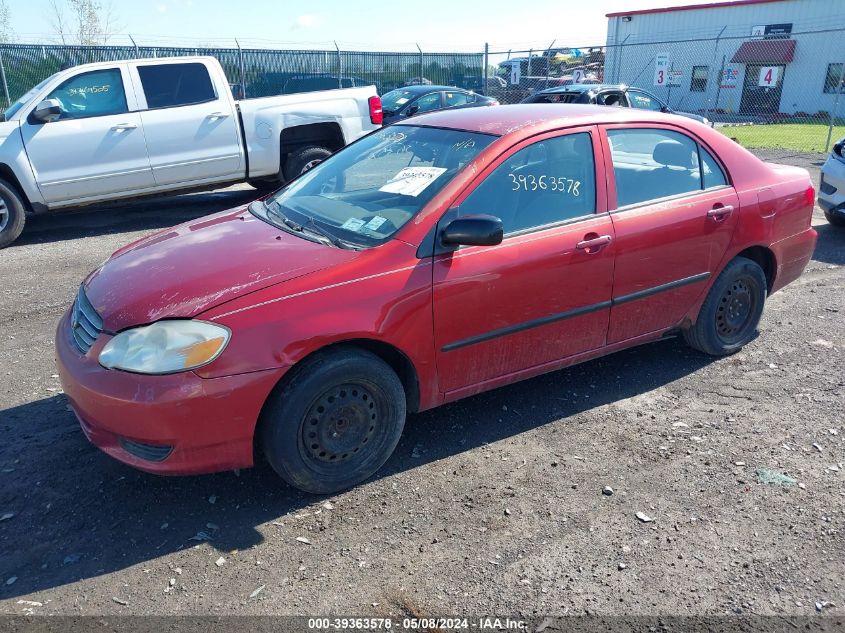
20,66,154,205
129,60,244,187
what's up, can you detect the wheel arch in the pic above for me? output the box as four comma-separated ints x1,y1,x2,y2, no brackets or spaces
734,245,777,294
0,163,33,213
279,122,345,157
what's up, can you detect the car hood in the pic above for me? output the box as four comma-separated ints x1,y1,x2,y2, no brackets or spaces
84,205,357,332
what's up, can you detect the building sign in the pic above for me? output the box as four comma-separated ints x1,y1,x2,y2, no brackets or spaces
668,69,683,88
758,66,779,87
720,67,739,89
572,69,585,84
764,23,792,37
508,62,520,86
653,52,670,87
751,25,765,37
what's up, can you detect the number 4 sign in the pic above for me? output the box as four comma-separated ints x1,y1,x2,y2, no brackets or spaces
653,53,670,87
758,66,779,87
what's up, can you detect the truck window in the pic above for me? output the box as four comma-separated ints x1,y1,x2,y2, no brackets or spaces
138,63,216,109
42,69,127,120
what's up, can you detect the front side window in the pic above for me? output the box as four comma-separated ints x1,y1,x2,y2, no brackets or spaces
598,91,626,107
459,132,597,235
628,91,663,111
138,63,216,109
260,125,497,247
42,69,127,120
607,128,727,207
414,92,442,113
691,66,709,92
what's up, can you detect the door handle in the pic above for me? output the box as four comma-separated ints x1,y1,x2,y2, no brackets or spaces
207,112,230,119
575,234,613,252
707,204,734,221
111,123,137,131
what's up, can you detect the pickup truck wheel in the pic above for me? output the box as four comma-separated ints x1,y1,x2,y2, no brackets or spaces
260,347,406,495
682,256,767,356
0,179,26,249
824,208,845,226
284,146,333,181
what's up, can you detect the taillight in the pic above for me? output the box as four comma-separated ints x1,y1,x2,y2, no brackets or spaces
805,184,816,207
368,96,383,125
487,100,499,106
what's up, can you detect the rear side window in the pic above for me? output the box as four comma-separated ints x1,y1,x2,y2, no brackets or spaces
628,91,662,111
607,128,727,207
445,91,472,107
138,63,216,109
459,132,596,234
43,68,127,120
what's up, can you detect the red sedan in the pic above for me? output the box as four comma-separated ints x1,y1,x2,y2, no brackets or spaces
56,105,817,494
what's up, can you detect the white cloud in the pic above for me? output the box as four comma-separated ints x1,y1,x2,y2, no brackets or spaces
291,14,319,30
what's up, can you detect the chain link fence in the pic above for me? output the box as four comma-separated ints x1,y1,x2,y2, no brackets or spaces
484,27,845,154
0,43,484,104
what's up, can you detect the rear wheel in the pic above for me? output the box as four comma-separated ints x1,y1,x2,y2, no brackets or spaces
682,256,767,356
284,146,333,181
260,347,406,494
824,208,845,227
0,179,27,249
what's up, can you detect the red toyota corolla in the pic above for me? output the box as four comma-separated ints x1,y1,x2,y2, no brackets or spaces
56,105,817,494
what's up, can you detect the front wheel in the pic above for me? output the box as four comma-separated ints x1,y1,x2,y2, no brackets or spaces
260,347,406,494
824,208,845,227
0,179,27,249
682,256,767,356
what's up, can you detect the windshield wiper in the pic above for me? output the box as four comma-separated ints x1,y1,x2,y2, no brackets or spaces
302,217,360,250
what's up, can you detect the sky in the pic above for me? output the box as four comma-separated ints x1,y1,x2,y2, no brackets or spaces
9,0,726,51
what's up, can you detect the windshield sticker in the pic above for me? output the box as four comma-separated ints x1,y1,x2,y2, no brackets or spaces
341,218,366,232
509,173,581,196
364,216,388,231
395,98,409,105
379,166,448,197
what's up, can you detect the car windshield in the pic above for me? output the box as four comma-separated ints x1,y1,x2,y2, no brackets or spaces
1,74,57,121
259,125,497,248
381,89,417,112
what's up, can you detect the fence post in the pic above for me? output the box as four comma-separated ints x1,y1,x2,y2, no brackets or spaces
0,49,10,108
335,41,342,88
615,35,629,83
825,64,845,153
235,38,246,98
483,43,488,94
129,34,139,58
706,26,727,122
416,43,423,85
544,39,555,89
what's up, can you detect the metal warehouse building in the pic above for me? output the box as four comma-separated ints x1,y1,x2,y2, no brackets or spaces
604,0,845,118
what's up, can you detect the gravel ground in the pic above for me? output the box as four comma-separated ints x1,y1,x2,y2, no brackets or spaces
0,152,842,619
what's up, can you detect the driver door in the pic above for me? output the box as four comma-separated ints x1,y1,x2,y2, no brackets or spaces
432,127,616,396
20,66,154,205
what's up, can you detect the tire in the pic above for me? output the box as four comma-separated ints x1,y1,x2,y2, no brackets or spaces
824,208,845,227
284,146,333,181
260,347,406,494
0,179,27,249
682,256,767,356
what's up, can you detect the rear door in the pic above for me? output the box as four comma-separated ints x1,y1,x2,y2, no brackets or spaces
432,127,616,395
129,60,243,187
601,125,739,343
20,65,154,204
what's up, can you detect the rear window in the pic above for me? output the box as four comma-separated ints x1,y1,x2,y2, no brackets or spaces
138,63,216,109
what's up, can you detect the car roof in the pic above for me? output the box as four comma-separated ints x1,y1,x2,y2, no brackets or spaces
392,85,468,94
538,83,630,95
397,103,686,136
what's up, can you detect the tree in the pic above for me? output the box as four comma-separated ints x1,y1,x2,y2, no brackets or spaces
0,0,12,43
48,0,121,46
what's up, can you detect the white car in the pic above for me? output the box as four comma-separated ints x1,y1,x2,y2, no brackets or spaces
819,138,845,226
0,57,383,247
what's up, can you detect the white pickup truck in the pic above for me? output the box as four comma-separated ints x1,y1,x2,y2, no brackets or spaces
0,56,383,247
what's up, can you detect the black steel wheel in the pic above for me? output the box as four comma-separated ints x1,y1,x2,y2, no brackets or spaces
683,256,767,356
260,347,406,494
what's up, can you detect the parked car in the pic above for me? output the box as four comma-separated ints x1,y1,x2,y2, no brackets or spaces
381,85,497,124
818,136,845,226
523,83,710,125
57,105,816,494
0,56,383,247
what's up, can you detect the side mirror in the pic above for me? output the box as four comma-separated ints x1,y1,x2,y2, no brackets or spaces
32,99,62,123
405,104,420,116
661,105,670,113
441,214,503,247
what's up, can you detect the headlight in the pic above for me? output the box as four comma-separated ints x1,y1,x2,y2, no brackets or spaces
99,320,230,374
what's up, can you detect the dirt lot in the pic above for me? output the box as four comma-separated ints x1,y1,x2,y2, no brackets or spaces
0,150,842,619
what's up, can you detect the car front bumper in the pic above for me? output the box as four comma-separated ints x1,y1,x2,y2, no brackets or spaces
818,153,845,218
55,309,282,475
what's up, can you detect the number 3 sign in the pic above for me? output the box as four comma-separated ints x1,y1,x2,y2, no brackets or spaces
653,53,670,87
758,66,779,87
